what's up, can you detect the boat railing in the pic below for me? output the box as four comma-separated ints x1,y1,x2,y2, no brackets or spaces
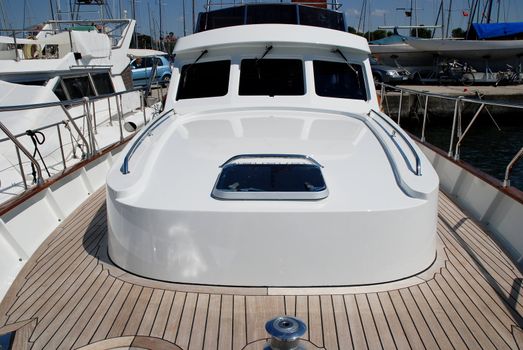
368,108,422,176
120,108,174,175
0,88,148,191
377,82,523,188
0,19,131,61
204,1,343,10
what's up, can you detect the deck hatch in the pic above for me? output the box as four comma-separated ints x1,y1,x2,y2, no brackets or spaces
212,154,328,200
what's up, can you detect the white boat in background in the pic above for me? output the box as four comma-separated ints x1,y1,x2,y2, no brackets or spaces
405,36,523,70
0,19,158,205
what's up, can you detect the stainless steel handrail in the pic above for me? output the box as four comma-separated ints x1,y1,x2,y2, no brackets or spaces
378,82,523,187
120,109,174,175
504,148,523,188
368,109,422,176
0,122,44,185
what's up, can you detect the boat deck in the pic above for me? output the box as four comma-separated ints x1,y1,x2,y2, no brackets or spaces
0,188,522,349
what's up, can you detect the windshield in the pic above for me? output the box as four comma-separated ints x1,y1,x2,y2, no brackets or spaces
313,60,367,100
239,59,305,96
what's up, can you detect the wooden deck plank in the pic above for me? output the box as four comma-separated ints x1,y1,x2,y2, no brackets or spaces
285,295,296,317
107,284,143,338
332,295,353,350
175,292,198,349
367,293,396,350
122,287,153,336
295,296,309,341
308,295,324,348
344,294,368,350
137,288,164,336
398,288,439,349
246,295,284,343
217,294,233,350
434,272,497,349
203,294,221,350
320,295,339,350
150,290,175,339
37,269,109,350
408,285,453,350
28,259,101,341
72,278,125,349
232,295,247,350
388,290,424,349
164,292,186,344
188,293,210,350
57,275,116,350
377,292,410,350
89,282,133,343
355,293,382,350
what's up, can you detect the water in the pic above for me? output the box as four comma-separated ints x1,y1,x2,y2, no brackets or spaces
402,115,523,191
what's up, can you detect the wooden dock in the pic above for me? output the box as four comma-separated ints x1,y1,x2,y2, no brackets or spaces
0,188,522,349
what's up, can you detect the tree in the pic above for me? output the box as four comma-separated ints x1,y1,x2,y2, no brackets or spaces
347,26,363,36
410,27,432,38
452,28,466,38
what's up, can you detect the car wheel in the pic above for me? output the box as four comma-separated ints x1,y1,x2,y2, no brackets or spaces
161,75,171,87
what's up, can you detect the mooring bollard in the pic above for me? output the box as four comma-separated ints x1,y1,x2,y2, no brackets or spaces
265,316,307,350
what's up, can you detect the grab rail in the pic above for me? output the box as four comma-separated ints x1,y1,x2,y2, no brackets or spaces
367,109,422,176
120,109,174,175
0,122,44,186
504,148,523,188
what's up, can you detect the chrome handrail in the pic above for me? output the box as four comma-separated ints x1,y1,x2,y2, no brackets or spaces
120,109,174,175
368,109,422,176
0,122,44,185
504,148,523,188
377,82,523,187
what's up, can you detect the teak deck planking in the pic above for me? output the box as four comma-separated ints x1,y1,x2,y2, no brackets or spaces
0,188,522,349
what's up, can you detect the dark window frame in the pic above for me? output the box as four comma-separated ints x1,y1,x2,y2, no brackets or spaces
239,58,305,96
176,60,231,100
313,60,368,101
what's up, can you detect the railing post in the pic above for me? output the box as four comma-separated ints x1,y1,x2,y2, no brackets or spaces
454,103,485,161
379,82,385,111
397,90,403,125
83,97,95,156
448,96,463,157
0,122,43,185
15,146,28,190
60,105,90,158
56,124,66,169
116,94,124,141
140,90,147,125
91,100,98,134
107,96,113,126
421,95,429,142
13,31,19,62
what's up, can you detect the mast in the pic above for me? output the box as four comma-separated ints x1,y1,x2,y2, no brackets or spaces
182,0,187,36
446,0,452,38
49,0,55,21
486,0,494,23
192,0,196,33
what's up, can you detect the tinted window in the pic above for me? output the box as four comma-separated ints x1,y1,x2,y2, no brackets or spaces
313,61,367,100
197,6,245,32
239,59,304,96
299,6,345,30
246,4,297,25
177,60,230,100
54,81,68,101
91,73,115,95
216,164,326,192
62,76,95,99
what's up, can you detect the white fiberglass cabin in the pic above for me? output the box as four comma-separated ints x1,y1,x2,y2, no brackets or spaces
107,4,439,287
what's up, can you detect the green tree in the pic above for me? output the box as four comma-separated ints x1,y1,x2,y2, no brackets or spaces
451,27,466,38
410,27,432,38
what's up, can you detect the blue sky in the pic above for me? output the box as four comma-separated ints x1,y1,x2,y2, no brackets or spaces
3,0,523,38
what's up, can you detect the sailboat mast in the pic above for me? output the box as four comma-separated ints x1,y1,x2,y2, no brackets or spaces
446,0,452,38
486,0,494,23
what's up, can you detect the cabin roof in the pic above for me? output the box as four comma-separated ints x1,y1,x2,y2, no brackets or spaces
174,24,370,55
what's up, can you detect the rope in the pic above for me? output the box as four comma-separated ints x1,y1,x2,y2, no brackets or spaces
25,129,51,183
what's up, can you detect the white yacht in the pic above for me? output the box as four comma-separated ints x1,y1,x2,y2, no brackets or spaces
0,19,157,204
0,2,522,349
